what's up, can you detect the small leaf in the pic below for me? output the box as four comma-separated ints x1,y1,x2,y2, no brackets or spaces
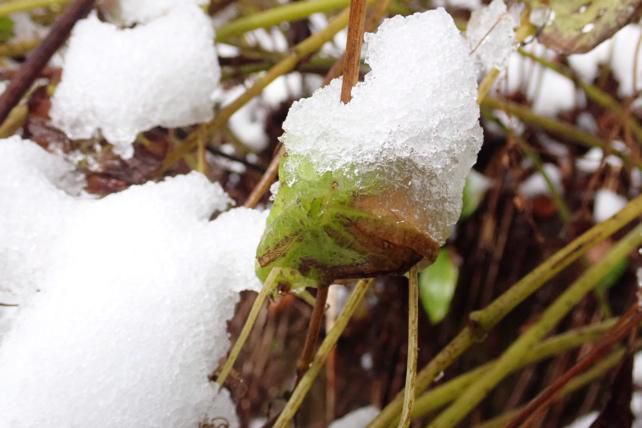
536,0,642,54
0,17,14,43
419,249,459,324
460,170,491,221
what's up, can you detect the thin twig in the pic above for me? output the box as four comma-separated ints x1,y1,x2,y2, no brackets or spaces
482,97,642,169
340,0,367,103
242,0,388,207
296,286,329,380
400,266,420,428
273,279,373,428
475,347,632,428
518,48,642,144
369,193,642,428
426,224,642,428
408,319,618,423
216,0,351,41
244,146,282,208
293,0,367,386
0,0,94,127
504,304,642,428
215,268,281,389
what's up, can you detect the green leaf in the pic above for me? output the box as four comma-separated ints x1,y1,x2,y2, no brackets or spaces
419,248,459,324
255,154,440,288
535,0,642,54
460,170,491,221
0,17,14,43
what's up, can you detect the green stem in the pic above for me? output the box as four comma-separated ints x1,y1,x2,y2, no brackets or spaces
400,266,419,428
481,97,642,169
215,268,281,388
220,56,351,81
0,0,67,16
427,223,642,428
274,279,372,428
368,193,642,428
216,0,351,41
409,319,617,422
474,347,628,428
515,137,572,224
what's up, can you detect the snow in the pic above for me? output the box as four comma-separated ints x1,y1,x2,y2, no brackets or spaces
569,24,642,97
576,146,624,173
0,137,83,336
219,72,314,153
281,9,482,244
0,137,268,427
633,348,642,424
564,412,597,428
102,0,208,25
466,0,515,74
503,43,577,116
51,3,220,158
518,163,562,198
329,406,379,428
433,0,482,10
593,189,627,223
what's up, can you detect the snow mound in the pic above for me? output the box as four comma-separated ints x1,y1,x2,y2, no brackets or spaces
0,138,267,427
466,0,515,74
51,3,220,158
593,189,627,223
329,406,379,428
281,9,482,243
0,137,83,335
103,0,208,25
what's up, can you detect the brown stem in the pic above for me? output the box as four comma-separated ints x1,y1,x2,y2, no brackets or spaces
0,0,94,127
244,145,283,208
340,0,366,103
296,286,329,380
292,0,368,388
504,304,642,428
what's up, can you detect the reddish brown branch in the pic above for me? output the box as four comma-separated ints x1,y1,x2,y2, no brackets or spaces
296,286,329,381
244,144,283,208
504,303,642,428
340,0,366,103
0,0,95,127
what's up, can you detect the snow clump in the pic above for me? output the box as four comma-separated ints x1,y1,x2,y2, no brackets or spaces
102,0,208,25
466,0,515,74
280,9,483,244
0,137,267,427
51,3,220,158
329,406,379,428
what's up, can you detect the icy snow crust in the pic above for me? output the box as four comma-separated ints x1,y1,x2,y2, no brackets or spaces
0,138,266,427
281,9,483,243
51,4,220,158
